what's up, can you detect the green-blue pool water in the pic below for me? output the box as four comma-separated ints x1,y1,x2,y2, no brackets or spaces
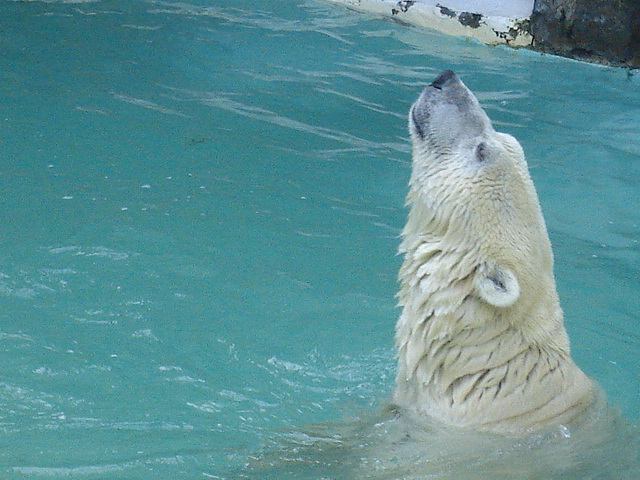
0,0,639,478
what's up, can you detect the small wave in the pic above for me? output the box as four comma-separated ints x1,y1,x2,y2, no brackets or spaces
131,329,159,341
218,389,278,410
371,220,401,235
14,464,126,477
32,364,112,378
147,0,354,44
0,332,34,342
120,24,163,31
331,205,379,217
294,230,333,238
315,87,405,119
160,85,409,154
8,0,98,3
0,265,78,299
46,246,133,261
111,93,190,118
12,451,193,478
186,401,222,414
0,283,37,299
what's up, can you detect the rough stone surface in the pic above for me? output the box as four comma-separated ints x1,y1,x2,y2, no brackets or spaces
531,0,640,66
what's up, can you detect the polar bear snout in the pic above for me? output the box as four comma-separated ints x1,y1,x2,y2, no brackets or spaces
409,70,490,148
430,69,458,89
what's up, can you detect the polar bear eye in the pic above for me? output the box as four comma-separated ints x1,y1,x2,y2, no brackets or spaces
475,142,488,162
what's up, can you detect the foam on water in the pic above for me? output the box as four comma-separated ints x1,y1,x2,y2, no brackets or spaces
0,0,638,478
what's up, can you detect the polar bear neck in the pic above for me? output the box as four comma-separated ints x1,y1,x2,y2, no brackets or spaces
394,190,593,432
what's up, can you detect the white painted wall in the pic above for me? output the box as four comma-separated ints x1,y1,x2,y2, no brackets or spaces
329,0,535,46
412,0,534,18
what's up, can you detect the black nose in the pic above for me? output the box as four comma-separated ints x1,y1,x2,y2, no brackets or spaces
430,70,457,90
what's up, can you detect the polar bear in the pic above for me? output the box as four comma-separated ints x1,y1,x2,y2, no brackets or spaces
395,70,596,433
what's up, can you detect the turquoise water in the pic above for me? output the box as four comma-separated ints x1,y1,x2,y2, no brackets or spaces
0,0,639,478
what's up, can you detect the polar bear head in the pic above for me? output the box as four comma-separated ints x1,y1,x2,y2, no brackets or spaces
406,70,554,314
395,71,594,431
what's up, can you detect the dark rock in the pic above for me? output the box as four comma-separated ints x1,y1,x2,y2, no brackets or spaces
458,12,483,29
391,1,415,15
436,4,456,18
531,0,640,66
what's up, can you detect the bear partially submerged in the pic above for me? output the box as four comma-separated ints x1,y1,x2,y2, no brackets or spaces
395,70,595,433
240,71,640,480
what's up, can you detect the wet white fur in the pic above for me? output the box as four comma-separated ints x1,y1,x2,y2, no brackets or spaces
394,76,595,433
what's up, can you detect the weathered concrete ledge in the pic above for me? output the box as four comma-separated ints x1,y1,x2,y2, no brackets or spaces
328,0,640,67
329,0,534,47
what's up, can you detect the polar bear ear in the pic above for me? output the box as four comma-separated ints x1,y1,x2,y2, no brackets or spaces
474,263,520,308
